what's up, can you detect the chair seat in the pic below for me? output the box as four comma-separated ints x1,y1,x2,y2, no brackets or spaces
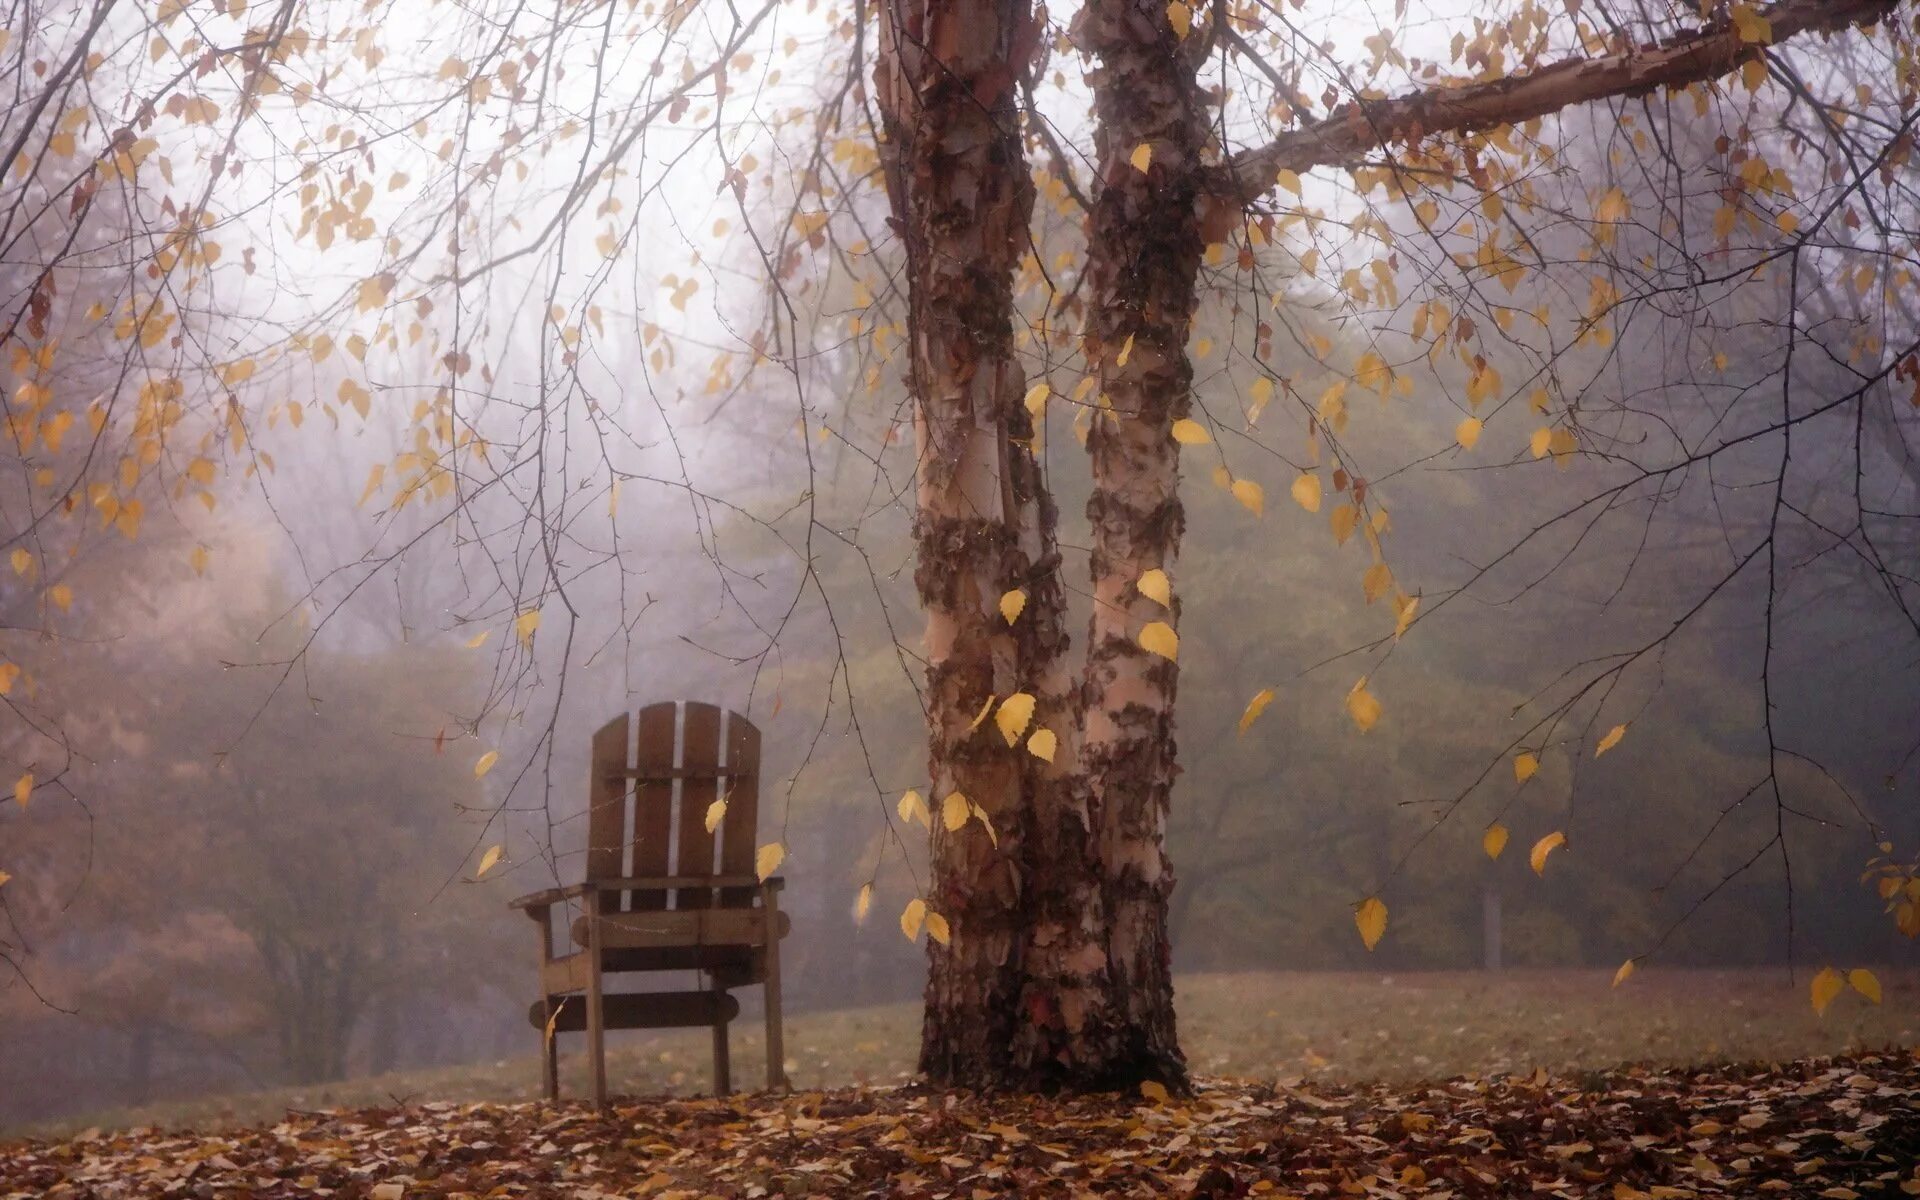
529,990,739,1032
569,906,791,951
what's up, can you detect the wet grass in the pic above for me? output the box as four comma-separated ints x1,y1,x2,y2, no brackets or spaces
18,966,1916,1137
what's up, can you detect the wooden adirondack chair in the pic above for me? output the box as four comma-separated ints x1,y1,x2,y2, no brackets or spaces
510,702,789,1106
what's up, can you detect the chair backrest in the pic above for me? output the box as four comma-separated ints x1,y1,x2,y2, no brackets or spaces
586,702,761,913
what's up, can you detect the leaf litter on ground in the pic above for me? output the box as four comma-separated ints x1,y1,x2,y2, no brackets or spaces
3,1051,1916,1199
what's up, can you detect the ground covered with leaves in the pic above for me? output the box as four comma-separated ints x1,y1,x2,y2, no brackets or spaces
4,1051,1915,1199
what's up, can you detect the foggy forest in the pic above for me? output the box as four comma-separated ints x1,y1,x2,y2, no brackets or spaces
2,0,1918,1193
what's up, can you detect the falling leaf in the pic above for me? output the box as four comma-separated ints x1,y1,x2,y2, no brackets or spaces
1847,968,1881,1004
854,883,873,924
1140,1079,1170,1103
474,750,499,778
1138,620,1178,661
1346,678,1381,733
1231,478,1264,515
1291,473,1323,513
755,842,785,881
1027,728,1057,762
1355,896,1388,951
13,773,30,809
514,609,540,646
1238,688,1274,735
476,844,503,878
1137,568,1172,607
1613,958,1637,988
995,693,1035,746
925,910,951,945
1455,417,1483,449
901,897,926,940
1596,723,1628,757
1810,966,1843,1015
1116,334,1135,367
898,789,929,827
1483,823,1509,860
1130,143,1152,173
942,791,970,832
9,548,30,577
1170,418,1211,445
704,798,727,833
465,629,491,649
49,583,73,611
1530,831,1567,876
1514,752,1539,783
999,588,1027,624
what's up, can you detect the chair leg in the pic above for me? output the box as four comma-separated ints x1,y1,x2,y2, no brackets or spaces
586,915,608,1109
761,888,787,1090
540,998,560,1102
710,978,732,1096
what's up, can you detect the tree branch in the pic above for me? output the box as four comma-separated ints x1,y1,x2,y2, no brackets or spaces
1217,0,1898,205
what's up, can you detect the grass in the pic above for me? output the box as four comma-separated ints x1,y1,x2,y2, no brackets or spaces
16,966,1915,1138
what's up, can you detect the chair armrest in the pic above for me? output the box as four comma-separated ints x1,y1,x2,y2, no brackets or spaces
509,882,592,912
591,874,782,892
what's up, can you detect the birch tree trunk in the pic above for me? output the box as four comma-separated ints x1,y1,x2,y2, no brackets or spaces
875,0,1103,1088
1072,0,1212,1088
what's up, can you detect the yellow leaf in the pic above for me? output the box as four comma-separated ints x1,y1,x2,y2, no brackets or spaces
1613,958,1637,988
189,545,210,576
704,798,727,833
1000,588,1027,624
942,791,970,832
1730,4,1772,44
1275,168,1303,196
356,274,392,313
1346,677,1381,733
1238,688,1274,735
1165,1,1190,39
967,693,995,733
1170,418,1211,445
1137,568,1171,607
1116,334,1135,367
1483,823,1509,860
9,548,30,577
1455,417,1483,450
465,630,491,649
13,773,30,809
1596,723,1628,757
1810,966,1843,1015
925,910,951,945
1741,56,1768,92
1355,896,1388,951
755,842,785,881
898,789,930,827
1530,831,1567,876
0,869,9,889
474,750,499,778
1594,186,1631,223
1362,562,1392,603
1023,382,1049,418
995,693,1035,746
901,897,926,941
1514,752,1539,783
0,663,17,695
49,583,72,611
1393,592,1419,639
1847,967,1881,1004
1130,143,1152,173
1138,620,1178,661
1330,504,1358,546
1530,427,1553,459
1291,473,1322,513
1027,728,1057,763
514,609,541,646
1139,1079,1170,1103
854,883,873,924
1231,478,1264,515
476,844,503,878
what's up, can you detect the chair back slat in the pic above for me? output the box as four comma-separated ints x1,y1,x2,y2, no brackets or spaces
719,713,761,908
586,714,631,915
626,702,679,911
675,702,724,909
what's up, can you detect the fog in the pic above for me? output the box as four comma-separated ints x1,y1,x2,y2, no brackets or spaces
3,0,1916,1131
